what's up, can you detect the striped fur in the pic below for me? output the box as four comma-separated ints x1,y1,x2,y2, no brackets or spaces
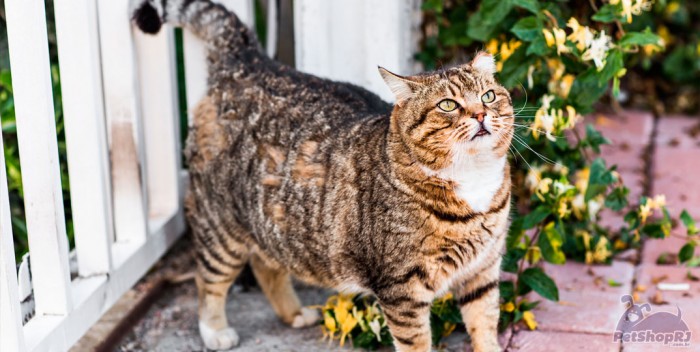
133,2,513,351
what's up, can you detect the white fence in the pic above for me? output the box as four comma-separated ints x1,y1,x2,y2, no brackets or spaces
0,0,420,351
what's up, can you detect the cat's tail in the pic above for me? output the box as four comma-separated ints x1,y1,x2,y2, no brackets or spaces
131,0,259,53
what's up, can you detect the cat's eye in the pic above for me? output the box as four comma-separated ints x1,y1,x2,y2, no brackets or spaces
437,99,459,112
481,90,496,103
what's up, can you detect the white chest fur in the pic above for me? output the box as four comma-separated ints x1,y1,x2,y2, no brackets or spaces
423,154,506,213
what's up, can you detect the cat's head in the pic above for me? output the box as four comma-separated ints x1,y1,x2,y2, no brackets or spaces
380,52,514,170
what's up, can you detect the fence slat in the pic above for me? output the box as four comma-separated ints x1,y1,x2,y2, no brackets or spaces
134,28,182,218
294,0,420,102
5,0,73,316
0,134,26,351
54,0,114,277
97,0,149,244
265,0,278,58
183,0,255,125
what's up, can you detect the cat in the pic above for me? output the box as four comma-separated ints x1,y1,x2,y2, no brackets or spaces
132,1,513,351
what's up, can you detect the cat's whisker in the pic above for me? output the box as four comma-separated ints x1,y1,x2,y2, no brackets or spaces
510,134,563,167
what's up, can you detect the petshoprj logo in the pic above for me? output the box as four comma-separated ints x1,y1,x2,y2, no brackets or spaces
613,294,691,347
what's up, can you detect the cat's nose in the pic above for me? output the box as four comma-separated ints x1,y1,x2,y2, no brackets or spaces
471,112,485,123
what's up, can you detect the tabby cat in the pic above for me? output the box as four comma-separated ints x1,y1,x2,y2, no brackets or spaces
133,1,513,351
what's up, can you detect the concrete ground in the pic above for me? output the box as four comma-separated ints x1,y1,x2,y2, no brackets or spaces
100,111,700,352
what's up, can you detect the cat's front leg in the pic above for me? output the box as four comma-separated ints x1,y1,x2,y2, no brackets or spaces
378,291,433,352
455,259,502,352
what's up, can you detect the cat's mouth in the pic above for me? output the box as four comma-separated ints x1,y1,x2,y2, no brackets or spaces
471,126,491,140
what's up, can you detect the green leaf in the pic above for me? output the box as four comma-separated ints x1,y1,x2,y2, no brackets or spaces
592,4,621,23
467,0,514,41
608,279,622,287
521,267,559,301
518,300,540,311
599,49,624,83
511,16,542,42
642,223,668,239
526,34,550,56
523,206,551,229
538,222,566,264
586,158,614,201
500,281,516,301
680,210,699,235
605,186,629,211
500,45,534,89
502,248,526,273
569,68,608,112
421,0,444,13
512,0,539,13
585,124,611,153
618,29,663,48
679,243,696,263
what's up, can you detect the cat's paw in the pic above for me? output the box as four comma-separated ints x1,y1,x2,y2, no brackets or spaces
199,322,239,350
291,307,320,328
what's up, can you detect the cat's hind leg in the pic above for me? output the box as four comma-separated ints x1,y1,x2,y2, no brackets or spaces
249,253,320,328
191,206,251,350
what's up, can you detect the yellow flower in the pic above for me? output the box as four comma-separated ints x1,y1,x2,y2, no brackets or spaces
588,196,604,220
639,203,653,223
581,30,612,70
614,239,627,250
339,314,358,346
575,168,590,193
593,236,612,263
651,194,666,209
323,311,338,340
501,302,516,312
526,246,542,264
565,105,580,129
566,18,594,51
527,64,536,88
657,25,673,46
522,311,538,330
443,322,457,337
572,194,586,219
525,166,544,192
557,74,575,98
486,39,499,56
368,318,382,342
543,28,569,55
666,1,680,16
557,199,570,218
535,178,553,201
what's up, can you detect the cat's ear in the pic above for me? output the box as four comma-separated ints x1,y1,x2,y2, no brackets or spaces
378,67,420,105
470,51,497,76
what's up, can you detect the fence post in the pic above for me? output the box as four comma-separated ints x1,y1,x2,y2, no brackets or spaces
54,0,115,277
5,0,73,316
0,134,26,352
293,0,421,102
134,26,183,218
97,0,149,244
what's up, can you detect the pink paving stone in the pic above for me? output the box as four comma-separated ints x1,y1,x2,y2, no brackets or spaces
622,264,700,350
641,235,693,266
440,328,512,352
585,111,655,147
528,261,635,335
509,330,619,352
651,114,700,217
654,114,700,150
